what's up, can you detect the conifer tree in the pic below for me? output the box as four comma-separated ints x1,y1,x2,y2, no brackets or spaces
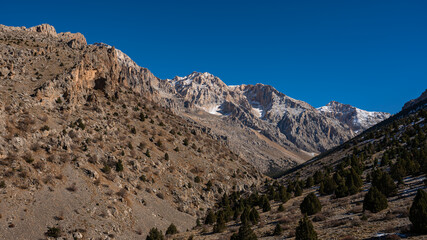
146,228,164,240
166,223,178,235
300,192,322,215
273,223,283,236
295,215,318,240
409,189,427,234
363,186,388,213
230,223,257,240
205,210,216,225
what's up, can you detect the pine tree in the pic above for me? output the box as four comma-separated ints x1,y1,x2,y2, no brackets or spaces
262,195,271,212
300,193,322,216
230,223,257,240
166,223,178,235
409,189,427,234
213,212,227,233
278,204,285,212
273,223,283,236
363,186,388,213
372,170,397,197
294,184,303,197
305,176,314,188
205,210,216,225
146,228,164,240
295,215,318,240
249,207,260,225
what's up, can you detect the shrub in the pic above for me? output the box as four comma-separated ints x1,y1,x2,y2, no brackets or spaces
409,189,427,234
194,176,201,183
146,227,164,240
300,193,322,215
45,227,61,238
165,223,178,235
363,186,388,213
115,160,124,172
278,204,285,212
295,215,318,240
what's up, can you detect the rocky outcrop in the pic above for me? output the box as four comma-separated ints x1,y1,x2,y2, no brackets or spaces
402,89,427,111
318,101,390,134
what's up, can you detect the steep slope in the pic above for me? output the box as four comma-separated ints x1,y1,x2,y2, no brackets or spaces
0,24,261,239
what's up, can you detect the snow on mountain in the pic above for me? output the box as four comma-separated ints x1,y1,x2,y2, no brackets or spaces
318,101,391,133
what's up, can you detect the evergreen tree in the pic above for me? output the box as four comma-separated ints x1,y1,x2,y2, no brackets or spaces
319,176,336,196
261,195,271,212
165,223,178,235
294,184,303,197
363,186,388,213
305,177,314,188
205,210,216,225
230,223,257,240
213,212,227,233
295,215,318,240
409,190,427,234
300,193,322,215
249,207,260,225
273,223,283,236
372,170,397,197
146,228,164,240
278,204,285,212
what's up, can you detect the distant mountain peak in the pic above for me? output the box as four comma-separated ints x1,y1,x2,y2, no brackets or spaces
318,101,390,133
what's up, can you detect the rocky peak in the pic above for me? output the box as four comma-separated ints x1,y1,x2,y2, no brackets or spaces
402,89,427,111
318,101,390,133
28,23,57,36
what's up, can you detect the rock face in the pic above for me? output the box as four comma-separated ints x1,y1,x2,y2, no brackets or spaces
402,89,427,111
318,101,391,133
160,72,390,172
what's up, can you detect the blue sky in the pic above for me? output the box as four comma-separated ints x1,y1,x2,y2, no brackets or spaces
1,0,426,113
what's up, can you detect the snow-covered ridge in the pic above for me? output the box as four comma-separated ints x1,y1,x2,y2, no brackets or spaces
318,101,391,133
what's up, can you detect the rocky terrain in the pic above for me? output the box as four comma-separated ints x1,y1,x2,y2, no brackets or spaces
0,23,411,240
167,90,427,240
0,24,262,239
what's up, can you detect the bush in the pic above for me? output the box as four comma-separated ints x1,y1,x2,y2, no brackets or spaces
295,215,318,240
409,189,427,234
165,223,178,235
363,186,388,213
115,160,124,172
45,227,61,238
300,193,322,215
146,227,164,240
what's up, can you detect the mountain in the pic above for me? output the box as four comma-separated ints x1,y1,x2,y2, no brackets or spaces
161,72,390,174
172,80,427,240
0,24,262,239
317,101,391,134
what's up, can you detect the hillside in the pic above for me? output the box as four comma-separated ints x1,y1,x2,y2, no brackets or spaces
0,24,262,239
165,91,426,240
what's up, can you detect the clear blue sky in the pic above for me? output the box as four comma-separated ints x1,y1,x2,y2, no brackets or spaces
1,0,426,113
